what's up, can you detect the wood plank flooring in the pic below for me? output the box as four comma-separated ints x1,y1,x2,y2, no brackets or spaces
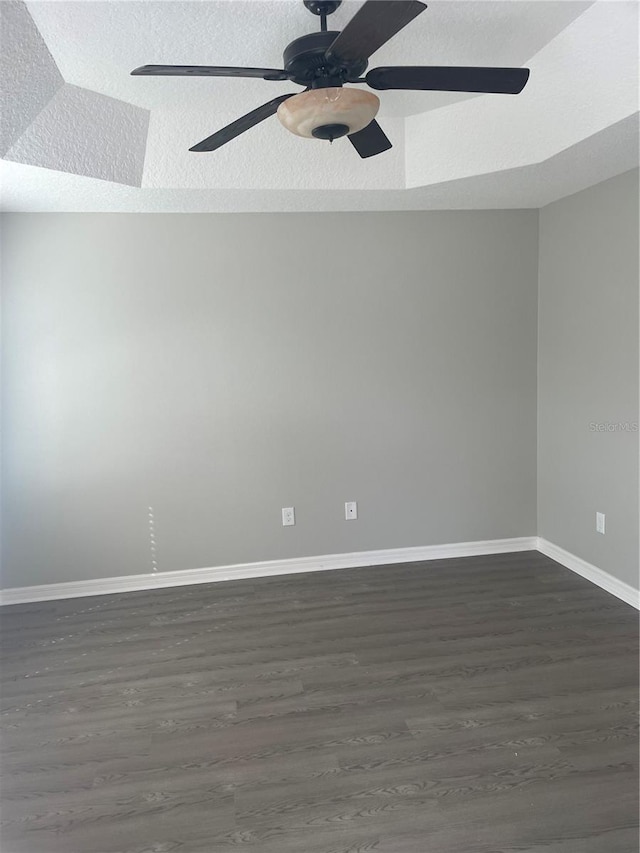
1,550,638,853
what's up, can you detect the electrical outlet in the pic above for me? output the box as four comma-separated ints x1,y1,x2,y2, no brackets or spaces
345,501,357,520
282,507,295,527
596,512,605,534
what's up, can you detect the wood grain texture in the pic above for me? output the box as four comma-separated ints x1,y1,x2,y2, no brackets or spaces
1,551,638,852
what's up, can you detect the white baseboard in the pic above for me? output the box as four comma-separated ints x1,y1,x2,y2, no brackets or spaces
6,536,635,609
537,537,640,610
0,536,537,606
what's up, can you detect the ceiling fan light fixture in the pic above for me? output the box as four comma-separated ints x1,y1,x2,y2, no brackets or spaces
277,87,380,139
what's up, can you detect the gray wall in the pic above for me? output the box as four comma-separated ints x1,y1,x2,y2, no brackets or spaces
1,211,538,587
538,169,639,588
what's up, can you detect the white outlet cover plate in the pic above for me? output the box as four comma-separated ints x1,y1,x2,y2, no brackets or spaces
345,502,358,520
282,507,295,527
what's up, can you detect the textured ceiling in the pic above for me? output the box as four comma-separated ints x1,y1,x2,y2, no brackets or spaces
23,0,591,117
1,0,638,210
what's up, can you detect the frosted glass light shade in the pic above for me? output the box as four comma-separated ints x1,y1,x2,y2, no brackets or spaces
277,88,380,139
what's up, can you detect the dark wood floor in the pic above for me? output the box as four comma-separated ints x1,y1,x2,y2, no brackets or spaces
1,551,638,853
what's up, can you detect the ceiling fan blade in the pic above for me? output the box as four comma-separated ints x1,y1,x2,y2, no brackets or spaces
131,65,290,81
366,65,530,94
348,120,392,158
189,93,297,152
326,0,427,64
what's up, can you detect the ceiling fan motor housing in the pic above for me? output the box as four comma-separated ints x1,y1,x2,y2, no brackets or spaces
283,31,367,86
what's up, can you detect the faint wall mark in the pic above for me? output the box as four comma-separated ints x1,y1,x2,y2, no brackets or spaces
148,506,158,572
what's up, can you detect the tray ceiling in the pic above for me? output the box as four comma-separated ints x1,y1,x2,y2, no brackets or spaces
1,0,638,210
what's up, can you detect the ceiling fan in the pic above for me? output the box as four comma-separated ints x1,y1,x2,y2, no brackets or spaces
131,0,530,159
